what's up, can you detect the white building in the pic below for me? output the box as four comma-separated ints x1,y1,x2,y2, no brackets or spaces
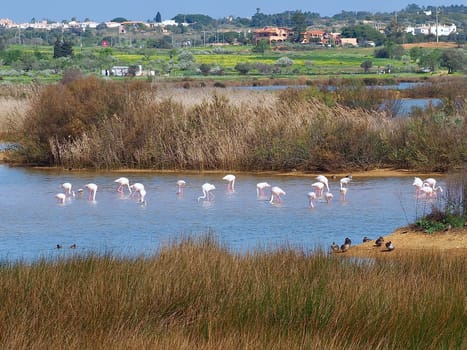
405,23,457,37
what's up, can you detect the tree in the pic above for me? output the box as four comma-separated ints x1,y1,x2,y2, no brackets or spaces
360,60,373,73
155,12,162,23
276,56,294,67
291,11,306,43
53,39,73,58
252,39,268,54
440,49,465,73
234,62,250,75
199,63,211,76
177,49,196,71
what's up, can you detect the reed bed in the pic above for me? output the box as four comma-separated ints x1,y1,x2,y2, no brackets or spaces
0,235,464,349
9,76,467,171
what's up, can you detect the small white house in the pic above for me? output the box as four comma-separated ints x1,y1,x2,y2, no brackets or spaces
102,65,143,77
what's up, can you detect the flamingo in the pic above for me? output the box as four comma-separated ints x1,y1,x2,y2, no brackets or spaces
138,188,147,205
340,175,352,188
269,186,286,204
256,182,271,198
176,180,186,195
307,191,317,208
311,182,325,198
222,174,236,192
316,175,330,192
61,182,72,196
423,178,437,188
339,187,347,201
413,177,424,195
420,184,442,198
198,183,216,201
324,191,333,203
55,193,66,204
114,177,131,194
84,183,98,201
130,183,145,200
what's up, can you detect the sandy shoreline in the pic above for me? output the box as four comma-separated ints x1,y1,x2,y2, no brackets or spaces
338,226,467,258
0,158,445,179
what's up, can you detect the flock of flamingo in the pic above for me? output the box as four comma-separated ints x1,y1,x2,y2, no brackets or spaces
54,173,355,207
412,176,443,198
55,174,441,208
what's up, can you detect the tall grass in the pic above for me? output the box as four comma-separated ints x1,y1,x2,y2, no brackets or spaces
9,76,467,171
0,235,464,349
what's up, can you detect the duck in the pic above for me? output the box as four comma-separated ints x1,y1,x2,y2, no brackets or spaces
331,242,340,253
340,242,350,252
362,236,371,243
375,236,384,247
385,241,395,251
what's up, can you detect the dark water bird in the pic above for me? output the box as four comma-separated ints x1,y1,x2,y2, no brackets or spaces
70,244,76,249
385,241,395,251
56,244,62,249
331,242,340,253
375,236,385,247
363,236,371,243
340,237,352,252
340,243,350,252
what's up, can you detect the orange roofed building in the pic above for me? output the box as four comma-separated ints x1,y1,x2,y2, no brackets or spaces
254,27,293,44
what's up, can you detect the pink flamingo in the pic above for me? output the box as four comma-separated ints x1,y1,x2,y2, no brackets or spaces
176,180,186,195
256,182,271,198
339,187,347,201
114,177,131,194
55,193,66,204
270,186,286,204
61,182,73,196
316,175,330,192
423,178,437,188
325,191,334,203
340,175,352,188
198,183,216,201
130,183,145,200
307,191,317,208
198,182,216,201
84,183,98,201
222,174,236,192
413,177,423,195
138,188,147,205
420,184,442,198
311,182,324,198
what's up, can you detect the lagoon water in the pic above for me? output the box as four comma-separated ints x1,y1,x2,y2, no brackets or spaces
0,164,438,262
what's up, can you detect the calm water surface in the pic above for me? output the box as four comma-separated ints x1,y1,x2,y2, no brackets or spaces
0,165,437,262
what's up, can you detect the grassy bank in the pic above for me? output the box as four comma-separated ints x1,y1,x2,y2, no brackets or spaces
0,235,464,349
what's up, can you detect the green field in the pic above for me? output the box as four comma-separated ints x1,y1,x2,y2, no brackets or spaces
0,43,432,83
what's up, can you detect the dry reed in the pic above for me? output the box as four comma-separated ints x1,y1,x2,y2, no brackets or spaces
8,76,467,171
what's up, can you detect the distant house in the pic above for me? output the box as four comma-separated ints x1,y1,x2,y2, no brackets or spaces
340,38,358,47
254,27,293,44
301,30,326,44
102,65,155,77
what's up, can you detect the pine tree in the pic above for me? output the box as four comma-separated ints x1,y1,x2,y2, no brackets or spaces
155,11,162,23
